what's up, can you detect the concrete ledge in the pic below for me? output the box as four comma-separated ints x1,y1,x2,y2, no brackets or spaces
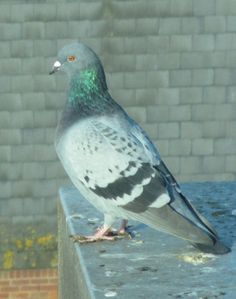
58,182,236,299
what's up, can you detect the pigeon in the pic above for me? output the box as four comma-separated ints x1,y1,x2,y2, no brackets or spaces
50,42,230,254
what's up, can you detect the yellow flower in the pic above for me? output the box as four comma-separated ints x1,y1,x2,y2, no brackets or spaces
25,239,33,249
3,250,14,269
16,239,23,250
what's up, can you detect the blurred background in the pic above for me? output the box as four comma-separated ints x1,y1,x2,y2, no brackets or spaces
0,0,236,298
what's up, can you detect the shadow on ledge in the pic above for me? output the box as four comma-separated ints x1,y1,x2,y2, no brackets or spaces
58,182,236,299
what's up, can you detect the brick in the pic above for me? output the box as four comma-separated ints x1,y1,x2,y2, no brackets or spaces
215,139,236,154
164,156,180,174
157,88,179,105
46,22,69,39
0,93,22,110
204,16,226,33
136,18,159,35
111,89,136,107
33,145,57,162
192,34,215,51
45,162,65,179
0,129,22,145
226,121,236,137
11,75,34,92
0,42,11,58
216,0,236,15
135,89,157,106
170,70,191,87
105,54,136,72
147,71,169,88
216,34,236,50
169,105,191,121
44,92,66,109
142,123,158,139
170,35,192,51
170,0,193,17
34,40,57,57
11,41,34,58
11,4,34,22
33,75,57,92
155,53,180,69
193,0,215,16
192,69,214,86
146,1,170,17
45,128,56,144
124,72,146,89
192,139,214,155
225,51,236,68
135,54,158,71
225,155,236,172
146,105,169,122
158,122,179,138
180,156,203,174
0,76,11,93
147,36,169,53
113,19,136,36
227,86,236,102
203,156,225,173
22,93,45,110
215,69,234,85
180,87,202,104
79,2,103,20
11,145,34,162
0,182,11,198
112,1,147,18
181,122,202,138
107,72,124,88
0,163,22,180
21,57,45,75
182,17,203,34
154,140,169,156
103,37,124,54
67,21,91,38
0,4,10,22
23,128,45,144
169,139,191,156
125,107,146,123
55,75,68,92
0,112,10,128
90,20,109,38
203,87,226,104
0,146,11,162
11,111,34,129
0,58,21,75
23,163,45,179
22,22,45,39
0,23,21,40
159,18,181,35
34,4,57,21
192,104,213,121
125,37,148,54
202,121,226,138
34,111,57,128
56,3,80,21
32,180,58,197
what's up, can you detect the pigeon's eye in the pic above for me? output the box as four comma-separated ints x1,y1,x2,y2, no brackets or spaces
67,55,76,62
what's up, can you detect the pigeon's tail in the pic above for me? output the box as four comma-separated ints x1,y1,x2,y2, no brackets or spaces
132,190,230,255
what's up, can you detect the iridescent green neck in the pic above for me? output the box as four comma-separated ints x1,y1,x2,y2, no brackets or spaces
68,69,103,105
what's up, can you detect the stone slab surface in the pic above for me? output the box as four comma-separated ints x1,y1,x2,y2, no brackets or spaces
59,182,236,299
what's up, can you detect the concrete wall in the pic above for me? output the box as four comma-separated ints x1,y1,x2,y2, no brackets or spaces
0,0,236,226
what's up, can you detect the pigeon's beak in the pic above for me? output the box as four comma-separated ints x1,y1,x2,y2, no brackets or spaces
49,60,61,75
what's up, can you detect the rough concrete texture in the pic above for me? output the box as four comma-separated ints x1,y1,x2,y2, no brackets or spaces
59,183,236,299
0,0,236,252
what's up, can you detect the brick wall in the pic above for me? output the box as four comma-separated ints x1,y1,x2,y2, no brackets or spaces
0,268,58,299
0,0,236,232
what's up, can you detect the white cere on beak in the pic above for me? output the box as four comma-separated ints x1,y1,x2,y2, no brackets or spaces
49,60,62,75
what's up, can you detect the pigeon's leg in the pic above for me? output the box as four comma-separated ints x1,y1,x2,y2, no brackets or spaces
71,214,117,243
118,219,128,234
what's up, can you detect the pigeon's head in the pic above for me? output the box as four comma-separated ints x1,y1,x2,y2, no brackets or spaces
49,42,104,78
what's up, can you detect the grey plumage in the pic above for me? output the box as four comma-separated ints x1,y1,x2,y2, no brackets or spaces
51,42,230,254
